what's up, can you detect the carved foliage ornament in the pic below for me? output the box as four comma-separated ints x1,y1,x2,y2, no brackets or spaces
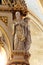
3,0,28,16
0,16,8,25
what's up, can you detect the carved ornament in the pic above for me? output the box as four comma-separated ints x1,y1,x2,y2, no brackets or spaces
0,16,8,25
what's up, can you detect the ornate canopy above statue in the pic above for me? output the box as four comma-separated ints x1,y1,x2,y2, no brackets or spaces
2,0,28,16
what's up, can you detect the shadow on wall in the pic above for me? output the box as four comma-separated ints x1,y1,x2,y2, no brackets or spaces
0,0,2,4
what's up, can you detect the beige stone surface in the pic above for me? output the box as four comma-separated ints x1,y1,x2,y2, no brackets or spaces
29,21,43,65
39,0,43,7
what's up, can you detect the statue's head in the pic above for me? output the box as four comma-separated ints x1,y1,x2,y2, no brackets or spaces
15,11,21,20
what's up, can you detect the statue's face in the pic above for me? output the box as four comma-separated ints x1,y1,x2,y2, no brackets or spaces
15,12,21,20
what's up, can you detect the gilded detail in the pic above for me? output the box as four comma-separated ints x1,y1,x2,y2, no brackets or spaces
0,16,8,25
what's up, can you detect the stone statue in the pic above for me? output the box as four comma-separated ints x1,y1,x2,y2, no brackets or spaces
13,11,31,51
24,17,31,51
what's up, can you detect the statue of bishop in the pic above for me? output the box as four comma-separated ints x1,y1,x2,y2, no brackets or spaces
13,11,31,51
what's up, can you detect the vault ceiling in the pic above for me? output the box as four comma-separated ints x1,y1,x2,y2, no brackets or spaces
25,0,43,22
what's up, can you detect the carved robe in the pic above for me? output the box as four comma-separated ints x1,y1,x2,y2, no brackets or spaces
13,18,31,51
13,20,25,50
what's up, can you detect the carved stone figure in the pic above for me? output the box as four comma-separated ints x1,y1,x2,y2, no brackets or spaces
24,17,31,51
13,11,31,51
13,12,25,50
